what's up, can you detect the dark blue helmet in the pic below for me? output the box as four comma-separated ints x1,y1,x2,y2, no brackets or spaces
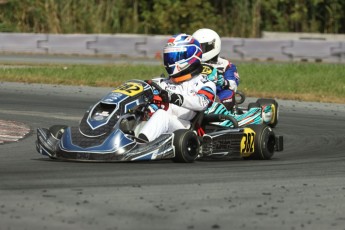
163,34,203,83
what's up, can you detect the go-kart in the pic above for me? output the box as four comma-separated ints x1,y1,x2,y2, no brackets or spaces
36,79,283,163
201,63,279,128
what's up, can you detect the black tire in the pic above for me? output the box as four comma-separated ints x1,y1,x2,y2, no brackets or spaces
256,98,279,128
49,125,68,139
235,90,246,105
243,124,276,160
172,129,200,163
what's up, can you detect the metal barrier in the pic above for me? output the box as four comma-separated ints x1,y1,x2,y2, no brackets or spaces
0,32,344,63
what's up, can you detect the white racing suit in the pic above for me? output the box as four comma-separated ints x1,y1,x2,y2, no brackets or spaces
139,74,216,141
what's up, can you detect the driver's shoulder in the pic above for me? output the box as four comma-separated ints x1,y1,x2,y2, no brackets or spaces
194,74,216,91
151,77,168,86
218,57,231,67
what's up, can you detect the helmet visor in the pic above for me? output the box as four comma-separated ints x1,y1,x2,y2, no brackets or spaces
164,48,187,70
200,40,215,53
164,46,196,75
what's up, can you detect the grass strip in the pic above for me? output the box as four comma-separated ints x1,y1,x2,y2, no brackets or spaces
1,62,344,103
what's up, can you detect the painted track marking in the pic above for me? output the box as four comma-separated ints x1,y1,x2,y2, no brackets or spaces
0,120,31,144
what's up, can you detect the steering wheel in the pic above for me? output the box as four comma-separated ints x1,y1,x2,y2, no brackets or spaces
145,80,170,111
235,90,246,105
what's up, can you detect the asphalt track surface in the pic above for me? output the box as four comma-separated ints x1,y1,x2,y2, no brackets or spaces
0,82,345,230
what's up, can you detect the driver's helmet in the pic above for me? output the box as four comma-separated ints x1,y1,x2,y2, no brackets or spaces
192,28,221,62
163,33,202,84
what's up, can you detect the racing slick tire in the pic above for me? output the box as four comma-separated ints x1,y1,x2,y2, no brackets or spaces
243,124,276,160
49,125,68,139
172,129,200,163
256,98,279,128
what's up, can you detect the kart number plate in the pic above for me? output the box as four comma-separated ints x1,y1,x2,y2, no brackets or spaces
113,82,143,96
240,128,255,157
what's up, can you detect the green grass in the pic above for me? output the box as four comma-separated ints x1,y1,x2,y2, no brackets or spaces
0,64,165,86
238,62,345,103
1,62,344,103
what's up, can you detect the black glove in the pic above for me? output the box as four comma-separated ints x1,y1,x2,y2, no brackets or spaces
170,93,184,106
159,89,170,103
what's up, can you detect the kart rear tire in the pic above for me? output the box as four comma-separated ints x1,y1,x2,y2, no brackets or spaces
243,124,275,160
49,125,68,139
256,98,279,128
172,129,200,163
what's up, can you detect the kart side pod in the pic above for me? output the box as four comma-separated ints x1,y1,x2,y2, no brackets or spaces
201,124,283,160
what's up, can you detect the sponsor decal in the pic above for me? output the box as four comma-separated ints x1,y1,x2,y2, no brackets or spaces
106,92,123,101
164,47,187,53
76,152,91,160
223,98,233,103
201,65,213,75
166,85,176,91
214,137,233,150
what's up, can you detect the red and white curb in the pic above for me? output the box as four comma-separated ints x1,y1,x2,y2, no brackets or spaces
0,119,31,144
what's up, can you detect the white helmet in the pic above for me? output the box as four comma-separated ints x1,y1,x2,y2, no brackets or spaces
192,28,221,62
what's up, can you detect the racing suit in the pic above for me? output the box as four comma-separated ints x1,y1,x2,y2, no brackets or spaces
139,74,216,142
204,57,240,111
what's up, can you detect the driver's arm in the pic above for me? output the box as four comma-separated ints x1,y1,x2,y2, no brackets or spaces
171,81,216,111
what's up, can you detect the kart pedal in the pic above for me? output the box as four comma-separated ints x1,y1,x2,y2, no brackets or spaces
275,135,284,152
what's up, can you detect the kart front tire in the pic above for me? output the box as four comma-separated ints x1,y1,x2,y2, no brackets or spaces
243,124,276,160
172,129,200,163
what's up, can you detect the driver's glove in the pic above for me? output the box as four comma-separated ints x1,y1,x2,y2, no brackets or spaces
222,79,237,92
206,68,218,82
216,73,225,87
164,89,184,106
169,93,184,106
207,68,224,87
159,89,170,103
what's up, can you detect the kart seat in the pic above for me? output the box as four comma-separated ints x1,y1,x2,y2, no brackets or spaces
190,112,204,131
190,112,239,137
202,113,239,128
